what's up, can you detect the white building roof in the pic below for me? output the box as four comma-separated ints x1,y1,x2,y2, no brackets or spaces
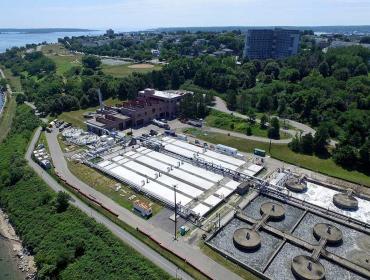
154,90,182,99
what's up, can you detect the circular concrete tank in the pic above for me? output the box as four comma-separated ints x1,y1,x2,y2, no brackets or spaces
333,193,358,211
291,255,325,280
285,179,307,193
313,223,343,245
233,228,261,251
260,202,285,221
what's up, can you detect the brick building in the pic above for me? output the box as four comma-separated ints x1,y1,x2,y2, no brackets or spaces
86,88,189,135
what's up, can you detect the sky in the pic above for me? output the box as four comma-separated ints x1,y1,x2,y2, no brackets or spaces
0,0,370,30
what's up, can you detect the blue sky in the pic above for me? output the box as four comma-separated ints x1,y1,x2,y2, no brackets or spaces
1,0,369,30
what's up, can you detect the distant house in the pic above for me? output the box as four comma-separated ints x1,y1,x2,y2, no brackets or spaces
328,40,370,49
213,50,226,57
151,49,161,57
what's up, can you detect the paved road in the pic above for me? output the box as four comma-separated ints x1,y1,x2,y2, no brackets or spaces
205,126,293,144
26,128,193,280
45,129,243,280
212,97,338,146
212,96,314,134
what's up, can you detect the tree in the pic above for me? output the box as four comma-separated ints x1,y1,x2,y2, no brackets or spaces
268,117,280,139
54,191,71,213
16,93,26,104
226,91,237,111
359,140,370,166
333,145,358,168
313,125,329,155
260,114,268,129
360,36,370,44
279,68,300,82
82,55,101,70
247,109,256,124
333,68,350,81
246,126,252,136
354,63,368,76
0,78,7,89
318,61,330,77
289,134,301,153
264,62,280,79
301,133,314,154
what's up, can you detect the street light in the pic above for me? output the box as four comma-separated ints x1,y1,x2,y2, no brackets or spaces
173,184,177,241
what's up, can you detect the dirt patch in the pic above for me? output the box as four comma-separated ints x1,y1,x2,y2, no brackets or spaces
128,63,155,69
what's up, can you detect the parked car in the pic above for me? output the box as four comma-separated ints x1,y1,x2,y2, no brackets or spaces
149,129,158,136
187,119,202,127
164,130,176,137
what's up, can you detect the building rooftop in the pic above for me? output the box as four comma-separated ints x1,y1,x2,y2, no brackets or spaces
139,88,190,100
86,118,107,128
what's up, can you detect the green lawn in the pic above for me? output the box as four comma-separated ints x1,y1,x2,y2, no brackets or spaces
183,128,370,187
57,107,97,129
205,109,291,139
36,131,50,152
102,63,162,77
1,66,22,92
42,44,162,77
67,160,162,216
0,92,16,143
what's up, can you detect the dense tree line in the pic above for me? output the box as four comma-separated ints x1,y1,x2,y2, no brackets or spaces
0,49,205,115
178,91,213,119
0,105,172,280
60,31,244,61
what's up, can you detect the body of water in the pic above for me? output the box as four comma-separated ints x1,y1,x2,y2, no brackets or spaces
0,30,104,53
0,238,24,280
0,91,4,113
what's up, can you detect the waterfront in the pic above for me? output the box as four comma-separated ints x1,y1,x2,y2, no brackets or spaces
0,30,104,53
0,238,24,280
0,91,4,114
0,210,36,280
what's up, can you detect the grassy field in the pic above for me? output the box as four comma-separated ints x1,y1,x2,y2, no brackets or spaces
42,44,83,75
205,109,291,139
36,131,50,152
102,63,162,77
57,107,97,128
42,44,162,77
0,66,20,143
67,160,162,215
0,92,16,143
184,128,370,187
1,66,22,92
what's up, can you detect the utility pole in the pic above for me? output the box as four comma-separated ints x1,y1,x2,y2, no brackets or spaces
173,185,177,241
269,139,272,153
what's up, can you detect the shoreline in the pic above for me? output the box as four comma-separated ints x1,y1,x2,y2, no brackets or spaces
0,90,6,117
0,209,37,280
